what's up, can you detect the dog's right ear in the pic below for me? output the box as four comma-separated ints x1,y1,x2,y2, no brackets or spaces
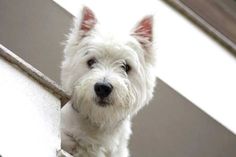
131,15,153,50
77,6,97,37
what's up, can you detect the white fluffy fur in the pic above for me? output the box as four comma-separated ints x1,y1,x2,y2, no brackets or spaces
61,7,157,157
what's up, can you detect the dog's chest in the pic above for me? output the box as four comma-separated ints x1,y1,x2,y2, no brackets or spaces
61,102,130,156
67,123,126,157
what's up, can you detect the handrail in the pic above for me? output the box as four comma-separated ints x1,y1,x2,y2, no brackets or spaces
0,44,70,107
163,0,236,56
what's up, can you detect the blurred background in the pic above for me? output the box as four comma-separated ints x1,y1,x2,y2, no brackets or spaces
0,0,236,156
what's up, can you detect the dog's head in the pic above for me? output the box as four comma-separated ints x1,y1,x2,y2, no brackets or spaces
61,7,157,127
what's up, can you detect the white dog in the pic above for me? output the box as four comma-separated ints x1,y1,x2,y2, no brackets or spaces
61,6,157,157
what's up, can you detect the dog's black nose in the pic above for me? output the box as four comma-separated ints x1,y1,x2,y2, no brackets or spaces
94,82,113,98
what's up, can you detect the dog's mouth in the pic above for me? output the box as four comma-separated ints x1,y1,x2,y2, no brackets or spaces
95,98,111,107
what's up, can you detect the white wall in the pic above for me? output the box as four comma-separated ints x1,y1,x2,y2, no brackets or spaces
0,56,60,157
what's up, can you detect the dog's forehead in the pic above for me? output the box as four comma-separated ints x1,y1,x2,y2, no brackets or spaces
88,36,142,62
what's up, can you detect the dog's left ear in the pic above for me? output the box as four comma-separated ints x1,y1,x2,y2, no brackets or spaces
131,16,153,50
76,6,97,38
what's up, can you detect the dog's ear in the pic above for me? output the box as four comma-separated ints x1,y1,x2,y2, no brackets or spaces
131,16,153,50
78,6,97,36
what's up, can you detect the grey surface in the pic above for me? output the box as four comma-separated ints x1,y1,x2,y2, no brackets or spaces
0,0,72,83
0,0,236,156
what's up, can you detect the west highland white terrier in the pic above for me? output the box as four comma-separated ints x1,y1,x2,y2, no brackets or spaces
61,6,157,157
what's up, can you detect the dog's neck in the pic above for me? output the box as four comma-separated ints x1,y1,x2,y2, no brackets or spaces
70,101,131,135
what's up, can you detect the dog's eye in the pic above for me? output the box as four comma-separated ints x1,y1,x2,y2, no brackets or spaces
87,58,97,68
121,63,131,73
